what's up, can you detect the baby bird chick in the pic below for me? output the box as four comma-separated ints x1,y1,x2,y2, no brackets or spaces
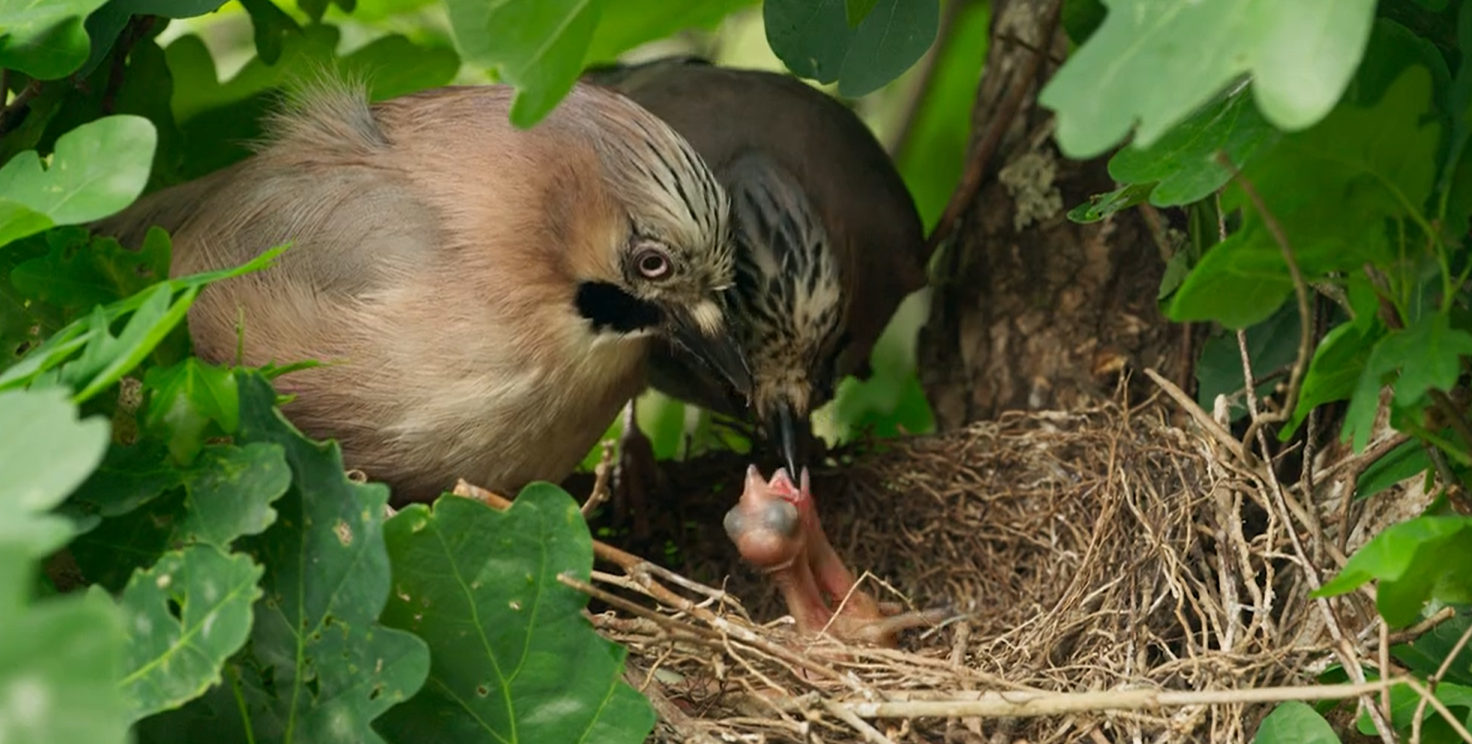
724,465,946,647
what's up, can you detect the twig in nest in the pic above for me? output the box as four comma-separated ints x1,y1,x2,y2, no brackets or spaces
1409,618,1472,744
924,0,1063,257
1142,367,1250,465
1234,324,1395,743
1214,152,1314,448
822,679,1400,719
583,440,615,517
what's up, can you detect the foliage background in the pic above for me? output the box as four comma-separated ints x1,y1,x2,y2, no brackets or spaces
4,0,1472,742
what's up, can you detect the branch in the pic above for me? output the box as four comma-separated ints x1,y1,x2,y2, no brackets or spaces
1214,152,1314,448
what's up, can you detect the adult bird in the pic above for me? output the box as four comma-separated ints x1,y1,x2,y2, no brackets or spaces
583,57,928,480
94,78,751,504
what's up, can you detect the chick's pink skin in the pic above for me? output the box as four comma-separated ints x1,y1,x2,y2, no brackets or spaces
723,464,933,647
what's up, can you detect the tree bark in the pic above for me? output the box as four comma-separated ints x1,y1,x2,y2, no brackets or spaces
918,0,1186,431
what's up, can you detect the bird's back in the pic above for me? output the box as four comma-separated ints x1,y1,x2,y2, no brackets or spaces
94,82,651,501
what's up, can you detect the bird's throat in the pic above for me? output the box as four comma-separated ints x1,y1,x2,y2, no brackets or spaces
575,281,663,334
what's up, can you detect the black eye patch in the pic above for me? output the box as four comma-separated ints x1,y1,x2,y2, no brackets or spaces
575,281,664,333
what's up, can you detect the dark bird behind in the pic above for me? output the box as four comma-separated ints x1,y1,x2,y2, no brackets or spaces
584,57,928,474
94,78,751,503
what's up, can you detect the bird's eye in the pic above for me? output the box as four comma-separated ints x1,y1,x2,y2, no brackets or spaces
634,245,672,281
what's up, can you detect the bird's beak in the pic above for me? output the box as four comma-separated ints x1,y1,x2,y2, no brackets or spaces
666,299,753,397
766,398,813,477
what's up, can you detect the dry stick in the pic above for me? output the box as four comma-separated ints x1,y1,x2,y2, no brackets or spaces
452,480,858,690
1410,620,1472,744
819,679,1399,719
1242,355,1396,743
820,699,898,744
1216,153,1398,743
1404,677,1472,743
625,666,722,744
924,0,1063,256
1214,152,1314,449
581,442,615,518
1142,368,1249,465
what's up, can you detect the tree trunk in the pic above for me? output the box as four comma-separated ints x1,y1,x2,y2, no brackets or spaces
919,0,1186,430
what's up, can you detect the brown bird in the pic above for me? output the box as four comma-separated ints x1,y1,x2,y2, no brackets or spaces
582,57,928,479
93,79,751,503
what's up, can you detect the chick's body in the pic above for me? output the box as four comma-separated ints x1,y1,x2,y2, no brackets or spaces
97,82,741,502
584,59,927,466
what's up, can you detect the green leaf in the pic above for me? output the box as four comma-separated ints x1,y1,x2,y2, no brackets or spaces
70,442,291,591
1316,516,1472,627
0,387,110,558
1386,313,1472,409
1393,611,1472,687
0,115,157,226
1343,314,1472,451
0,0,111,79
1354,440,1430,500
1061,0,1106,45
1194,304,1300,423
1282,322,1380,438
1066,182,1155,224
0,242,286,395
1039,0,1378,159
584,0,756,64
446,0,605,128
1168,66,1440,329
239,0,303,65
172,443,291,548
1252,701,1340,743
139,373,429,743
846,0,877,27
59,284,193,403
377,487,656,744
10,227,171,317
0,550,130,744
0,200,54,248
142,358,241,465
765,0,940,98
1108,84,1281,207
116,546,264,722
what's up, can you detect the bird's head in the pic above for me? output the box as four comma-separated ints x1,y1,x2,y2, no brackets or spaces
570,86,752,397
724,152,846,475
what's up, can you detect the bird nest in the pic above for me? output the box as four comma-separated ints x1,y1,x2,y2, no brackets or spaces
551,379,1432,744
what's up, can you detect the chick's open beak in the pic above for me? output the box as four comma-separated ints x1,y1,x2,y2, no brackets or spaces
666,299,753,398
766,398,813,477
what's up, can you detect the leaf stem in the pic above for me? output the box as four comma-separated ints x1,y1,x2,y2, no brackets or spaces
1213,152,1312,445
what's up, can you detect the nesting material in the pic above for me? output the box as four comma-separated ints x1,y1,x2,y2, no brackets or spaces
572,387,1427,744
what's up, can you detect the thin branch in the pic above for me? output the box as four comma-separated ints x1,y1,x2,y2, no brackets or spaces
1410,619,1472,744
1215,152,1314,447
832,679,1401,719
1143,367,1251,465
